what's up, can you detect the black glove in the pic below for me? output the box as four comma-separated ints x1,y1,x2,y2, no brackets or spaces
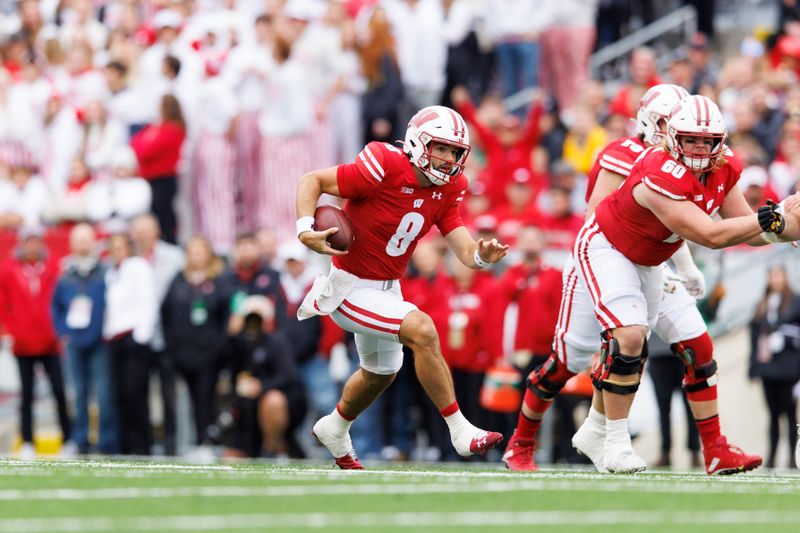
758,199,785,234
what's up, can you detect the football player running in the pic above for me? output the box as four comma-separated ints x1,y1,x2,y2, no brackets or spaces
295,106,508,469
503,89,797,474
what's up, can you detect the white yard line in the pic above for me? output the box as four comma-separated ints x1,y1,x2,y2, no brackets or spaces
0,476,797,501
1,511,800,532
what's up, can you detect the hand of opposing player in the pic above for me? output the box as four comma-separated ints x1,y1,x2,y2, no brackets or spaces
477,238,509,264
299,228,349,256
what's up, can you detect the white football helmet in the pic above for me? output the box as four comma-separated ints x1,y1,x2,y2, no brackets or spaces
665,95,727,173
403,105,471,186
636,84,690,145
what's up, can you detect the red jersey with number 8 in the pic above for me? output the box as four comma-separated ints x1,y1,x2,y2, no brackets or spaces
594,146,742,266
333,141,467,279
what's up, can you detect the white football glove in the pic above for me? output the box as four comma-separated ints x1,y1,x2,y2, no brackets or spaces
680,267,706,300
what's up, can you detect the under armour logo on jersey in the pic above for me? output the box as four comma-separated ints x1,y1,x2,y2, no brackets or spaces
413,199,424,209
432,192,442,200
401,187,414,194
717,184,724,193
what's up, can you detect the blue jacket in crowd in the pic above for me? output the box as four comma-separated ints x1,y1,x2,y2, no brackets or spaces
51,258,107,349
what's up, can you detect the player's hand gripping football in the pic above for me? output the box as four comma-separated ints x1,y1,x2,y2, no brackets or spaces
299,228,349,256
476,238,509,264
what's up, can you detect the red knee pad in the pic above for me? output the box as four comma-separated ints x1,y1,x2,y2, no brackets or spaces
673,333,718,402
523,354,576,412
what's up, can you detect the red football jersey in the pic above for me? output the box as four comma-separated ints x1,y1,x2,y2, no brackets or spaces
333,142,467,280
585,136,647,203
595,147,742,266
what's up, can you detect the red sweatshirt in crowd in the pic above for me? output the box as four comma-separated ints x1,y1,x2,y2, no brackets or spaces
455,100,545,208
130,122,186,179
0,255,60,355
492,262,562,357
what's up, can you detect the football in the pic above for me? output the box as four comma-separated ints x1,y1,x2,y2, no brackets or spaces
314,204,355,251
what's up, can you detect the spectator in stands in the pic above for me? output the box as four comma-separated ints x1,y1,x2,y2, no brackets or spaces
221,232,287,331
130,213,185,455
161,236,228,446
537,186,583,251
51,223,116,455
383,0,448,125
431,253,497,460
492,226,562,377
686,32,719,94
359,6,404,144
189,65,239,255
490,168,542,245
85,146,152,228
608,47,661,119
223,14,274,233
0,163,48,230
224,295,308,458
82,98,128,182
750,264,800,468
277,240,337,422
103,231,158,455
538,0,598,115
255,29,316,242
647,334,701,468
562,105,608,175
452,86,544,208
486,0,543,105
0,225,72,458
41,157,93,226
130,93,186,244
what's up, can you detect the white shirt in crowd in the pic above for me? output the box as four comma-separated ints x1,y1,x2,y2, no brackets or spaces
0,175,49,227
104,256,158,345
383,0,447,92
258,59,314,137
85,177,152,224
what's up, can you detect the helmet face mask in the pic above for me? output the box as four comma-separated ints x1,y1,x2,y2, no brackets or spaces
665,95,728,173
404,106,471,186
636,84,690,146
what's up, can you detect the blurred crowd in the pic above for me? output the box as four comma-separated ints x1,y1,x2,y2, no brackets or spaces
1,0,800,463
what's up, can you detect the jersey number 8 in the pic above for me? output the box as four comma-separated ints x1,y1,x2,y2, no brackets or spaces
386,212,425,257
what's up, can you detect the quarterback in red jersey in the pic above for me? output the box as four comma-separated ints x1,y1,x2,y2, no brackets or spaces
295,105,508,469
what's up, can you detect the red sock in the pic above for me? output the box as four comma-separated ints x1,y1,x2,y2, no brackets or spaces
336,403,356,421
697,415,721,449
515,412,542,441
523,387,553,414
439,401,459,418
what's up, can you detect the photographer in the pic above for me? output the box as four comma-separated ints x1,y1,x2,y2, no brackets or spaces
222,296,307,459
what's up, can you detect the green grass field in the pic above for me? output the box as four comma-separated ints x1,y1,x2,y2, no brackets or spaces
0,458,799,532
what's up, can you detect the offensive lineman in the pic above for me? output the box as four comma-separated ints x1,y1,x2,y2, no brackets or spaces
295,105,507,469
504,87,776,474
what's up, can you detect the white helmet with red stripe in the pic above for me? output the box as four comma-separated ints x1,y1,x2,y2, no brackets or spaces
403,105,471,186
636,84,689,145
665,95,727,172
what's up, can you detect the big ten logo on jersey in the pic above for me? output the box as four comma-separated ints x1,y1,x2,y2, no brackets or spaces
660,159,687,179
386,212,425,257
621,138,645,153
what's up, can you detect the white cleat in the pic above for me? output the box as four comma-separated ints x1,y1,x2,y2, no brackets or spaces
312,415,363,470
451,426,503,457
603,446,647,474
572,420,608,473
